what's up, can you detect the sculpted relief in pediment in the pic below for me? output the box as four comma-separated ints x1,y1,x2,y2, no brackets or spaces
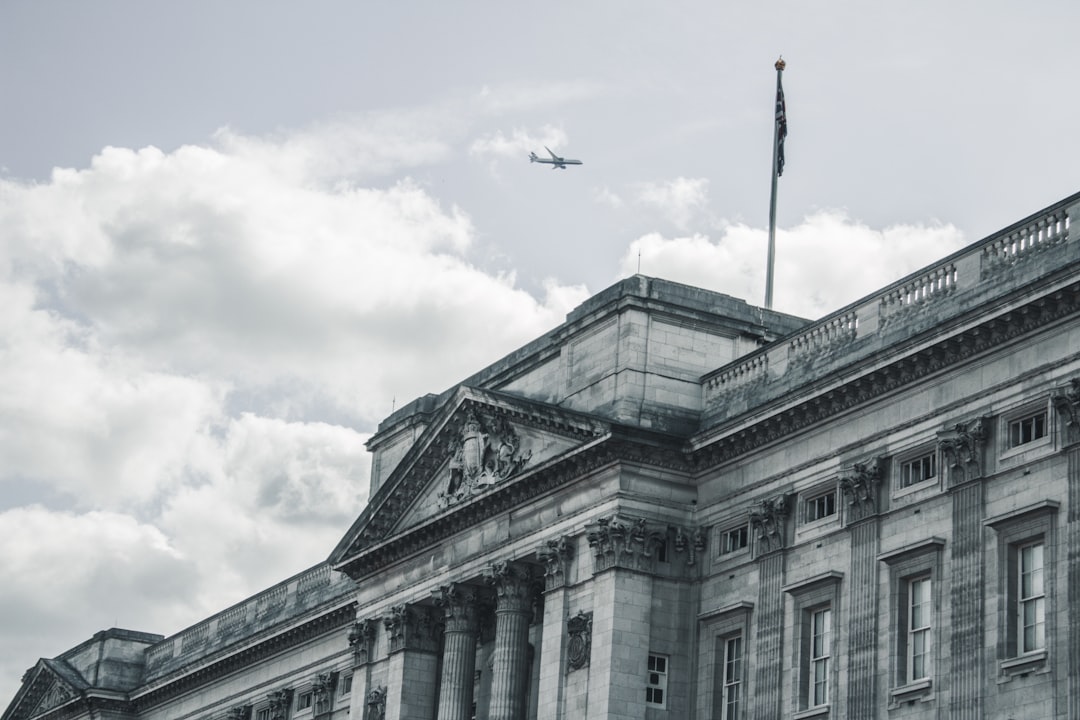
438,409,532,508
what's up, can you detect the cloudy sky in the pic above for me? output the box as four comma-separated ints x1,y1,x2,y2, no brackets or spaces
2,1,1079,701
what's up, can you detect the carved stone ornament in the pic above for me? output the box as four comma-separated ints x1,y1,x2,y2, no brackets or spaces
839,457,884,521
536,537,573,590
749,494,790,555
383,604,442,654
433,582,480,634
348,619,377,665
438,409,533,508
938,417,988,486
585,515,666,573
365,687,386,720
485,561,535,614
267,690,292,720
673,525,708,567
226,707,251,720
312,673,336,714
566,611,593,673
33,682,74,715
1051,378,1080,444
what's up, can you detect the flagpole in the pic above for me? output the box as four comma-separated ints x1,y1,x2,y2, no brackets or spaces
765,57,786,310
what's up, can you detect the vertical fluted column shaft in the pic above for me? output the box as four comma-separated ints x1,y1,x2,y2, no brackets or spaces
487,562,534,720
435,584,480,720
846,519,880,719
1066,444,1080,719
753,552,785,720
949,481,985,720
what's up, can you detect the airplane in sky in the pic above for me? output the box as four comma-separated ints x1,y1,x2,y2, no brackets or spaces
529,147,583,169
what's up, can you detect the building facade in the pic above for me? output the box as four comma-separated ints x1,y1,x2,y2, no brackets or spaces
5,191,1080,720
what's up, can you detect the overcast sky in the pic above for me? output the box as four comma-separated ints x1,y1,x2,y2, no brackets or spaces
2,1,1079,702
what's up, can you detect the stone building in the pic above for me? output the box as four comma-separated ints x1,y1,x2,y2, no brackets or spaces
4,190,1080,720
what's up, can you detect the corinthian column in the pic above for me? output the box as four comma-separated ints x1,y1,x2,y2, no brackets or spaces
485,561,534,720
434,583,480,720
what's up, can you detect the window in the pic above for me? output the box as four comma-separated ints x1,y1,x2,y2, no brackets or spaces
809,608,831,707
986,500,1058,677
721,635,742,719
256,709,270,720
646,654,668,708
899,452,936,488
905,577,931,681
1018,542,1045,653
296,693,312,712
340,675,352,696
806,490,836,522
1009,411,1047,448
720,525,749,555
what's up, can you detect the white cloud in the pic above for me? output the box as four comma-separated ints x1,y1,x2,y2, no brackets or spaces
635,177,710,231
592,186,624,209
620,210,966,318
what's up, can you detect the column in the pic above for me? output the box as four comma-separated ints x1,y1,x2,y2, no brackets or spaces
1052,383,1080,719
486,561,535,720
347,619,378,720
435,583,481,720
749,495,789,720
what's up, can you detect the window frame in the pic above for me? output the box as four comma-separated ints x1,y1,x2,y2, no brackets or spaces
805,490,837,524
646,653,669,709
699,602,752,720
895,445,938,493
985,500,1058,679
783,572,842,715
999,400,1053,461
718,523,750,557
720,633,743,720
295,692,313,713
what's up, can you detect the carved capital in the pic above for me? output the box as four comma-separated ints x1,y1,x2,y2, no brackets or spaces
585,515,666,573
749,494,790,555
938,416,988,486
365,687,386,720
485,561,535,614
348,618,378,665
226,707,251,720
839,456,884,522
267,690,293,720
566,611,593,673
673,525,708,567
433,582,481,634
536,537,573,590
1052,378,1080,445
383,604,441,654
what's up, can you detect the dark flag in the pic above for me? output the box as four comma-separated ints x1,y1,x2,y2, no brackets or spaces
775,76,787,177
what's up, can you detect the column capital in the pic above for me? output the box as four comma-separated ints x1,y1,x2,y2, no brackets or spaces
938,416,989,487
348,618,378,666
750,494,790,556
433,582,481,634
840,456,885,524
485,561,535,614
1052,377,1080,445
536,537,573,590
585,514,665,573
383,604,441,654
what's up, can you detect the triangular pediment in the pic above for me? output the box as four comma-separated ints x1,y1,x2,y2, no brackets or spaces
2,660,85,720
330,387,610,571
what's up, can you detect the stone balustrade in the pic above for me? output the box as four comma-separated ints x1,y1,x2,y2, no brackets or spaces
702,195,1080,426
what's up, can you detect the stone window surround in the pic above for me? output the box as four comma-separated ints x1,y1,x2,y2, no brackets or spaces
783,571,842,717
716,519,751,559
893,443,940,497
698,601,752,720
878,537,944,707
797,480,840,530
998,398,1054,460
646,652,669,709
985,500,1059,681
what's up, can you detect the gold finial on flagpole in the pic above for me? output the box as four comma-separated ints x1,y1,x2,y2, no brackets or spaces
775,56,786,71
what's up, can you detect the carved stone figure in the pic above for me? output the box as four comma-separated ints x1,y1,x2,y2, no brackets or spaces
938,417,988,485
365,687,386,720
566,611,593,672
441,410,532,507
749,495,790,555
839,457,883,520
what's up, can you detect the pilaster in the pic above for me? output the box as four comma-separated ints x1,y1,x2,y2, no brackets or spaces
750,494,788,720
586,567,653,720
1052,379,1080,719
939,418,988,720
383,605,441,720
536,538,574,720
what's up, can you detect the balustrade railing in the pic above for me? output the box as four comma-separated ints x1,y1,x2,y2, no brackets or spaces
982,207,1070,275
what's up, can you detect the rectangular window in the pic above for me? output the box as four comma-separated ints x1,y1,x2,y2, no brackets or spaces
1009,411,1047,448
720,525,749,555
256,709,270,720
646,654,668,708
906,577,931,680
296,693,312,712
806,491,836,522
809,608,831,707
341,675,352,696
721,635,742,720
1019,542,1045,653
900,453,936,488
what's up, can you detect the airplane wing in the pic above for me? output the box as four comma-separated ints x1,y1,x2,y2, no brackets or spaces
545,146,563,162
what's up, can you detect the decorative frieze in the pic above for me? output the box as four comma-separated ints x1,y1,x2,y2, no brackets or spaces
1052,378,1080,445
438,410,533,508
383,604,441,654
938,417,989,486
347,619,377,665
585,515,666,573
839,457,884,523
536,537,573,590
673,525,707,567
749,495,790,556
566,611,593,673
365,687,386,720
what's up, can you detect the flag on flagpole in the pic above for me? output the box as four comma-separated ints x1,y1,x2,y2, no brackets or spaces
775,76,787,177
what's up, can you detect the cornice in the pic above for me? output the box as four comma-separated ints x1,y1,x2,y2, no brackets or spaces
691,280,1080,470
131,603,356,712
